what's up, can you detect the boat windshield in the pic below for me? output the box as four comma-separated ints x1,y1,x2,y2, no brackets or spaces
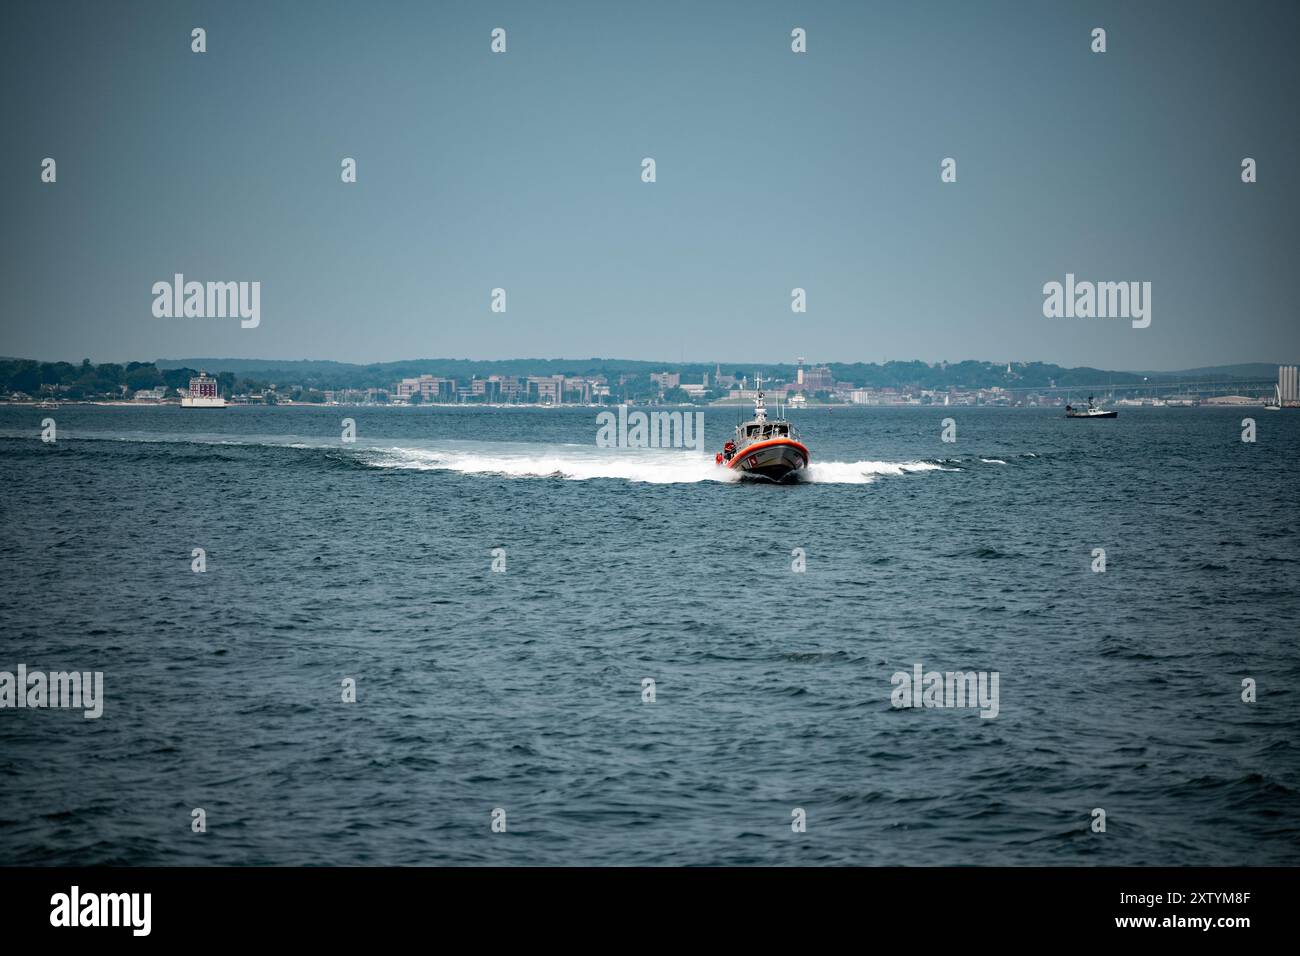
739,421,798,442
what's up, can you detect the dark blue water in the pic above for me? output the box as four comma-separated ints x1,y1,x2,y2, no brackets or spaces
1,404,1297,865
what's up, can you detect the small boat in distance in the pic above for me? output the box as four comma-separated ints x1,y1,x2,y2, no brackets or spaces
1065,395,1117,419
1264,385,1282,411
717,376,809,481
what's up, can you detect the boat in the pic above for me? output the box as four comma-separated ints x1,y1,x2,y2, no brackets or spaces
716,376,809,481
1264,385,1282,411
180,372,227,408
1065,395,1117,419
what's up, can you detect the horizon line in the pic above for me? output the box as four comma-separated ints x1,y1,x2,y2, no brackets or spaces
4,354,1293,375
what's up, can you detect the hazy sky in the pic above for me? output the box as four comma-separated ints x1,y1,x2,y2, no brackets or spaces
2,0,1297,370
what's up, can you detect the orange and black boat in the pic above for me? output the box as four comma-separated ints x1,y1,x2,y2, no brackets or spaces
716,376,809,482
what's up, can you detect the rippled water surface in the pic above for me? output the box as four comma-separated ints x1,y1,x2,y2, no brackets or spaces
1,404,1297,864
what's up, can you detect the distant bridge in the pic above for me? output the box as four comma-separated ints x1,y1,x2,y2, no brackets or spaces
993,378,1277,396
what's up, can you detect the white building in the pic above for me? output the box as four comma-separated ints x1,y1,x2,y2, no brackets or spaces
1280,365,1298,403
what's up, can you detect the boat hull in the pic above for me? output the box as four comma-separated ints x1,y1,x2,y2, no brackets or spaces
727,438,809,482
1065,410,1117,418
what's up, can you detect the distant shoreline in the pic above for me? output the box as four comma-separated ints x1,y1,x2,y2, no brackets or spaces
2,399,1281,410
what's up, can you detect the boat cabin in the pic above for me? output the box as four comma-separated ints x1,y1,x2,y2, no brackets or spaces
741,421,795,440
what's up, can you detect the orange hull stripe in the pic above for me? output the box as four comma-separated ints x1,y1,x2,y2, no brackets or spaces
727,438,810,469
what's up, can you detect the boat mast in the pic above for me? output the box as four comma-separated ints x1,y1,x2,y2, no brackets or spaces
754,373,767,422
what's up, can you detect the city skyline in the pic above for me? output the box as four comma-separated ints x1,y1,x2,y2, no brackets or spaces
5,353,1291,407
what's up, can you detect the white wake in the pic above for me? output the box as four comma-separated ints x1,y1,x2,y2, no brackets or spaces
359,444,956,485
803,460,956,484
